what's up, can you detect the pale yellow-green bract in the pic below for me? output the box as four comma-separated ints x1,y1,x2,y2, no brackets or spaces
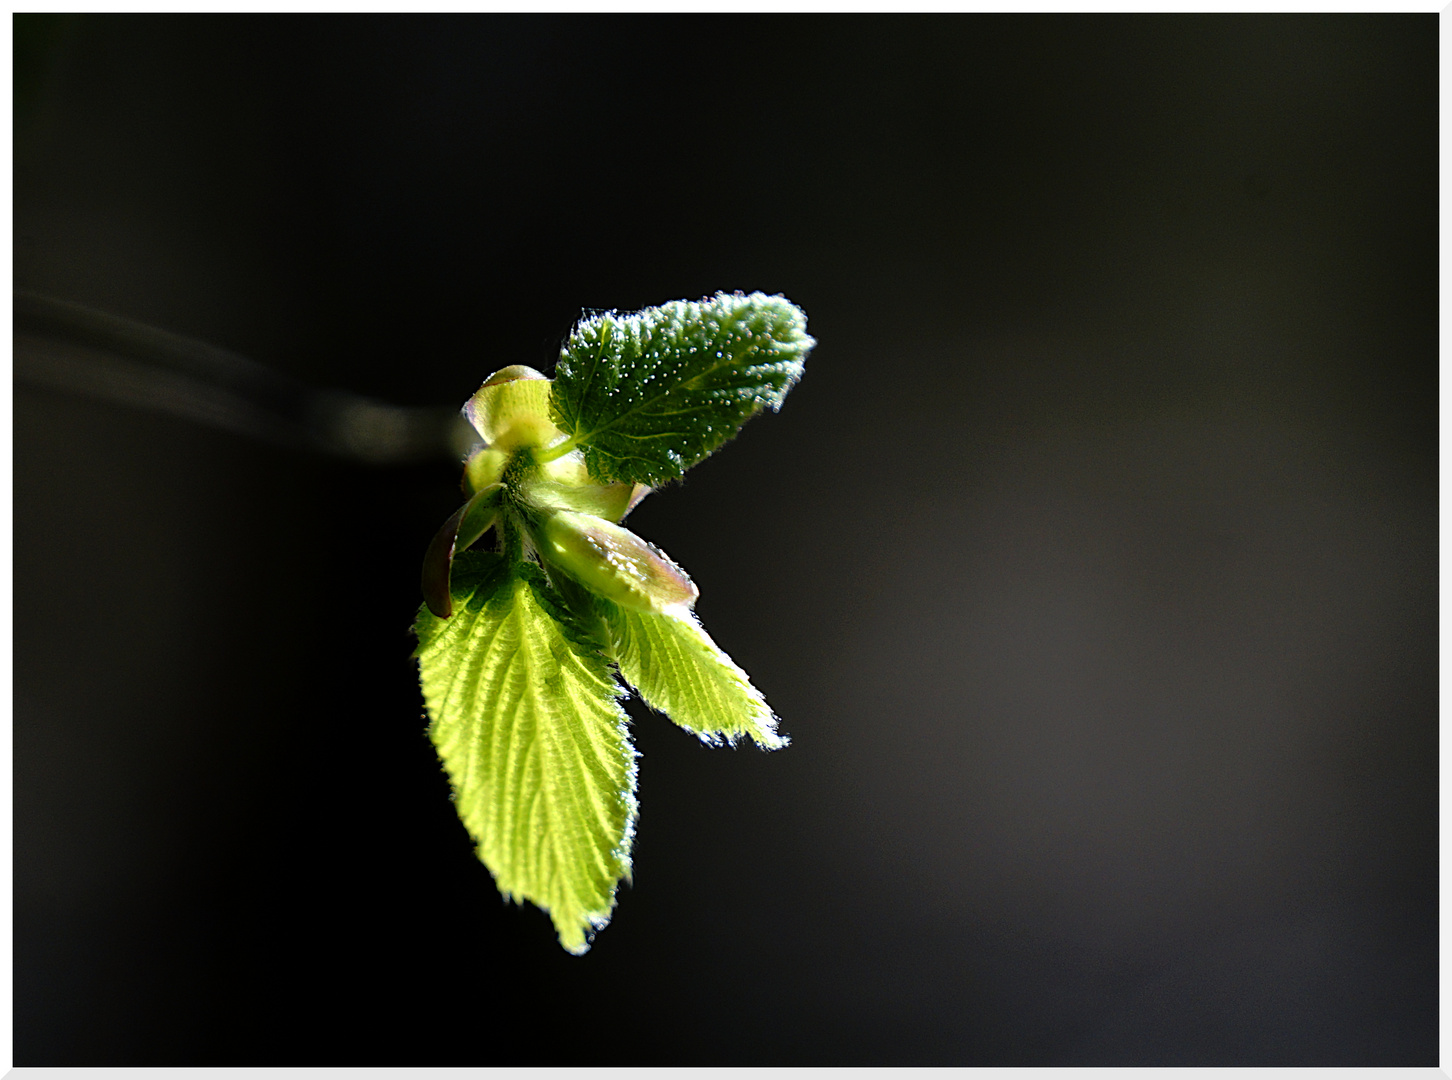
415,560,637,954
607,606,787,751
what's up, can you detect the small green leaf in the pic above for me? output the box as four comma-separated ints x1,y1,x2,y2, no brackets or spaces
415,553,637,954
551,292,815,486
607,604,787,750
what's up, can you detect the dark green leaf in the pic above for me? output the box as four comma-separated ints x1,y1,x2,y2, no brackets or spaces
550,292,814,486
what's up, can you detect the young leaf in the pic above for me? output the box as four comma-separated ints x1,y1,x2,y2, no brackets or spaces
414,552,637,954
607,604,786,750
550,291,815,486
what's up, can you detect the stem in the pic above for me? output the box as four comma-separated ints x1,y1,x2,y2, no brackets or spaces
533,435,580,464
497,511,526,570
15,289,468,463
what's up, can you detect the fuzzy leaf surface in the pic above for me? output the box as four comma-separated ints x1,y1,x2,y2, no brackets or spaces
608,604,786,749
414,553,637,954
551,292,814,486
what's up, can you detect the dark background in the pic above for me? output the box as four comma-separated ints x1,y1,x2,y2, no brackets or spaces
13,14,1437,1065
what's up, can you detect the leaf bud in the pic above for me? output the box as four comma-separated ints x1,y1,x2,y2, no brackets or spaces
536,510,697,613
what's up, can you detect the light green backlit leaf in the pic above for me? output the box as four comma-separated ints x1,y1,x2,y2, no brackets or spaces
550,292,814,486
607,604,786,750
414,553,637,954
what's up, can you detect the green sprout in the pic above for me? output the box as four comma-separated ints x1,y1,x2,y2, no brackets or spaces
413,292,815,953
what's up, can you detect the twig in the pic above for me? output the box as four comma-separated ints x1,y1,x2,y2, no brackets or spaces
14,290,473,464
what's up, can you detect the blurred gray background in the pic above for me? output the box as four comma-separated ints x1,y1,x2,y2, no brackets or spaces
14,14,1436,1064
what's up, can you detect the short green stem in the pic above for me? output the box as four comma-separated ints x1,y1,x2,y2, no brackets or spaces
533,435,579,464
497,512,526,569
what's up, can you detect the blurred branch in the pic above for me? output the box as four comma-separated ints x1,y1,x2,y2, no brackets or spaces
14,290,474,464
